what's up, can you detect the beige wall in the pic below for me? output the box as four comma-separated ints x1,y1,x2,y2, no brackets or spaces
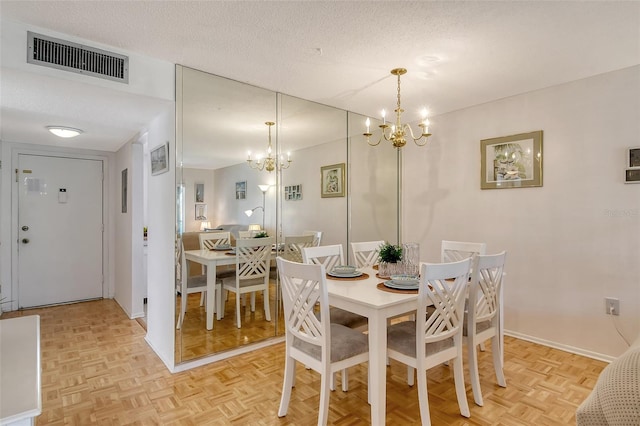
403,66,640,359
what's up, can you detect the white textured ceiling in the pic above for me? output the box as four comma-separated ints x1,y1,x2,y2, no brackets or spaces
1,1,639,162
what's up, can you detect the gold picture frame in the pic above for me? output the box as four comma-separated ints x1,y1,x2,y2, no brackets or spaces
480,130,543,189
321,163,345,198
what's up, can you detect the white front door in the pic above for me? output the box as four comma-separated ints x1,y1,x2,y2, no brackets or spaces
17,154,103,308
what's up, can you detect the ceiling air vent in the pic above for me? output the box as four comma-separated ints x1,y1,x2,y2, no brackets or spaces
27,31,129,84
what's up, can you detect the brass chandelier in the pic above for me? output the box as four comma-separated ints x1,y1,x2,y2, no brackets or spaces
247,121,292,172
364,68,432,148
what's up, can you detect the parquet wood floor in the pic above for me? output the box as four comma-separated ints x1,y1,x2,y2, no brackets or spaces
176,282,285,362
2,299,606,425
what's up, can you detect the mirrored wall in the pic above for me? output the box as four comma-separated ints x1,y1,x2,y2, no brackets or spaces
175,65,399,363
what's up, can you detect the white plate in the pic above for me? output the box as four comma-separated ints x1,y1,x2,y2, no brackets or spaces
383,280,419,290
327,271,363,278
390,278,419,286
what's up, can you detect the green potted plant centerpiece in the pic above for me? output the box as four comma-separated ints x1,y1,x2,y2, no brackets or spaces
378,242,403,278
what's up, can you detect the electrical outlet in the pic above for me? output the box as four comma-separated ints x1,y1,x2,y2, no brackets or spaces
605,297,620,316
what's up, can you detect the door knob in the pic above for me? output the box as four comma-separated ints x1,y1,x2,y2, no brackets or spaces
21,225,29,231
22,238,29,244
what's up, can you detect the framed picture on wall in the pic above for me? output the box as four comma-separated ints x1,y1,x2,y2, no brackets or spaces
480,131,543,189
321,163,346,198
235,181,247,199
195,183,204,203
284,184,302,200
195,203,207,220
150,142,170,176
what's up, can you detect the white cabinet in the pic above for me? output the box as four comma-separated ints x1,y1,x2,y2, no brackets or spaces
0,315,41,426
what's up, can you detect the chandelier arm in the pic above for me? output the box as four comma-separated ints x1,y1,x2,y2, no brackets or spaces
404,123,431,146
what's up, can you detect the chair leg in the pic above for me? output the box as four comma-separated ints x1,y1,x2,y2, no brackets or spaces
479,342,486,352
407,366,415,386
250,292,256,312
469,336,483,406
278,355,295,417
215,285,222,320
199,291,206,307
492,336,506,387
416,369,432,426
177,292,188,330
341,368,349,392
318,367,331,426
263,289,271,321
330,372,336,391
236,293,242,328
453,355,471,418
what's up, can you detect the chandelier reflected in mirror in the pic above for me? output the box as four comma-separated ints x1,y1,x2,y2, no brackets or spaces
247,121,292,172
364,68,432,148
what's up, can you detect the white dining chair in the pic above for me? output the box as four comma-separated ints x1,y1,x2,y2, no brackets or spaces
441,240,486,263
176,240,220,329
302,244,344,271
276,257,369,426
387,258,472,425
199,231,231,250
238,230,255,239
441,239,488,353
302,244,368,391
221,236,274,328
282,234,315,263
350,240,385,268
303,230,323,247
466,251,507,406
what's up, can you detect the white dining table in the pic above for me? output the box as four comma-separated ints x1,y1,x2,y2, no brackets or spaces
184,248,279,330
326,267,418,426
184,249,236,330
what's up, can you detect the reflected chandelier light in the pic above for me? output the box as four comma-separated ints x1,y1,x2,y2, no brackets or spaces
364,68,432,148
247,121,292,172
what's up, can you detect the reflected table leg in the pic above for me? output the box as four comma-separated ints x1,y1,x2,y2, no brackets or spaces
206,260,217,330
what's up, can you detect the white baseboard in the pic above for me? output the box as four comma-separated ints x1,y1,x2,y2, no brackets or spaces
505,330,615,363
172,336,285,373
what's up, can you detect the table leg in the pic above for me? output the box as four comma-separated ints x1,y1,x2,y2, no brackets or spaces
368,313,386,425
206,262,217,330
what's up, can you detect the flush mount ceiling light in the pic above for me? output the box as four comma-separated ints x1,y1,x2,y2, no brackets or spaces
46,126,83,138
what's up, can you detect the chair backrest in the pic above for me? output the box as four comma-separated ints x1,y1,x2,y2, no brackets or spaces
277,257,329,353
302,244,344,271
238,230,257,239
418,258,472,348
303,230,323,247
468,251,506,327
199,231,231,250
282,235,316,263
233,236,275,281
350,240,385,268
441,240,486,263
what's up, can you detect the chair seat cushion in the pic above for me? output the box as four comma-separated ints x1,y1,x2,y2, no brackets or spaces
387,321,454,358
293,324,368,363
462,317,491,336
186,275,207,289
329,307,368,329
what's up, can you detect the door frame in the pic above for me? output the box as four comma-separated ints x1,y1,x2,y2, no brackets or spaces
9,145,112,311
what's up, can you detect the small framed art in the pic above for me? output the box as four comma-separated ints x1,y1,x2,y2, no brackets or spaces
235,181,246,199
321,163,345,198
150,142,170,176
